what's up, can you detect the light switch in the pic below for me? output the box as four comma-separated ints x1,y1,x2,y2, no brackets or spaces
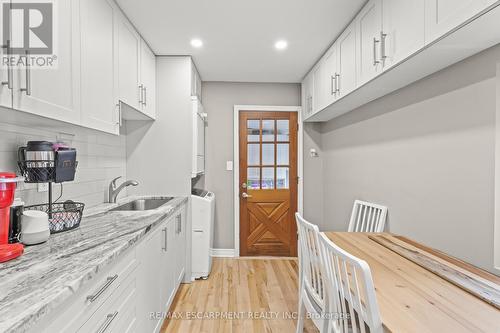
226,161,233,171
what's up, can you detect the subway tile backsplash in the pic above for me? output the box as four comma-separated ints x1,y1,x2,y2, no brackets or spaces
0,108,127,208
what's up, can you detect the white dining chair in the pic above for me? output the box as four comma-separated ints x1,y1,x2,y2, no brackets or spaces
348,200,387,233
318,232,383,333
295,213,330,333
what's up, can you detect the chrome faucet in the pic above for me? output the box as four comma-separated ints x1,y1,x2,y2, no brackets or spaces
108,177,139,203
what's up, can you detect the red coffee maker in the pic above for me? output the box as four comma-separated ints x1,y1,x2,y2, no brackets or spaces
0,172,24,262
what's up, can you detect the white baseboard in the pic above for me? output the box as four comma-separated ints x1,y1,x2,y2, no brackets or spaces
210,248,236,257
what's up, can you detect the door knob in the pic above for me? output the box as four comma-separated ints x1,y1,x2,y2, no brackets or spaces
242,192,252,198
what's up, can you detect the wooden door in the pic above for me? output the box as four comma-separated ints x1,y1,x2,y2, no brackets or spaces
239,111,298,257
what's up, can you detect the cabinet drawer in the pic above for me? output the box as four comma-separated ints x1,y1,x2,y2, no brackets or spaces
77,269,137,333
40,249,138,333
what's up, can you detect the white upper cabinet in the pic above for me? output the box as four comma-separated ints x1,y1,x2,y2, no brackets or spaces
140,40,156,119
356,0,383,86
80,0,119,135
425,0,495,44
337,22,357,97
12,0,81,124
312,63,326,112
117,15,141,110
0,16,11,108
323,44,338,106
382,0,425,69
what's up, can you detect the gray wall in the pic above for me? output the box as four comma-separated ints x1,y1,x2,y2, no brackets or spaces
312,45,500,274
201,82,301,249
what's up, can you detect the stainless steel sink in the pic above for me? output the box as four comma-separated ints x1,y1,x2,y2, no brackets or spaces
110,198,173,211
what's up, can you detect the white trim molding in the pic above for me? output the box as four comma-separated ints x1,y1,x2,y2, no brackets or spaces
210,248,236,258
233,105,303,257
495,62,500,273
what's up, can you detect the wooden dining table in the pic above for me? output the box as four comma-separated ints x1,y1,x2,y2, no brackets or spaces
323,232,500,333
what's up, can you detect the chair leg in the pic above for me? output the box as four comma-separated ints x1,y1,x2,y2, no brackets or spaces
296,293,306,333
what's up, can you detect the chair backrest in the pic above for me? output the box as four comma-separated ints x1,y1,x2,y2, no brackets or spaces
318,233,383,333
295,213,326,308
348,200,387,233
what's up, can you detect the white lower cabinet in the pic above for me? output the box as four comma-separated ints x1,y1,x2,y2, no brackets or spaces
33,204,187,333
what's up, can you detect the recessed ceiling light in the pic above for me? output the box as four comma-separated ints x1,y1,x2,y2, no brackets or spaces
191,39,203,48
275,40,288,50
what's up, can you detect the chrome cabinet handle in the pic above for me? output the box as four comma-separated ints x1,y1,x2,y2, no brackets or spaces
373,37,380,66
115,103,122,126
96,311,118,333
176,214,181,234
242,192,252,198
143,86,147,106
138,84,143,104
1,40,12,89
380,31,387,62
162,227,167,251
20,50,31,95
330,75,335,95
336,73,340,93
87,275,118,303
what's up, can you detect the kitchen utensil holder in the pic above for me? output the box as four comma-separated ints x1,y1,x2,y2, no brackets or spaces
24,202,84,234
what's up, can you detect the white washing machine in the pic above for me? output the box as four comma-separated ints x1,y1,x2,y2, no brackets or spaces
191,189,215,279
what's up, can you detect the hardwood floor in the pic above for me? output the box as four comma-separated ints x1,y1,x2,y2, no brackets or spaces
161,258,318,333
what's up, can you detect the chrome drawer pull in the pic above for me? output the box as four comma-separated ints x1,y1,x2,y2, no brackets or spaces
87,274,118,303
96,311,118,333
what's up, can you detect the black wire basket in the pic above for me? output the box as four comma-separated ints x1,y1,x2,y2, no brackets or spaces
24,201,85,234
17,160,56,183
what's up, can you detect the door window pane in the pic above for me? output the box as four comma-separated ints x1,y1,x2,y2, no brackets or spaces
247,168,260,189
277,144,289,165
247,144,260,166
262,144,275,165
262,167,275,189
277,167,289,189
277,120,289,141
262,120,275,141
247,120,260,142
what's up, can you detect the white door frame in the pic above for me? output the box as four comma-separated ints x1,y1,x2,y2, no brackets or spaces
233,105,303,257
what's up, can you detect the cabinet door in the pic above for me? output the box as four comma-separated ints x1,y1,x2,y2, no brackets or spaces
117,16,141,110
356,0,383,86
12,0,80,124
174,211,186,285
337,23,357,97
382,0,425,69
312,63,325,113
425,0,494,44
323,44,338,106
0,1,12,108
80,0,119,134
137,224,164,332
140,40,156,119
161,221,176,309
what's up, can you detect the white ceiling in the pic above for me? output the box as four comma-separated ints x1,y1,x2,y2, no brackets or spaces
115,0,367,83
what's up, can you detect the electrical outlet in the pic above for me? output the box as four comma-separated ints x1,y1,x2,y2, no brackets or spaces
38,183,49,192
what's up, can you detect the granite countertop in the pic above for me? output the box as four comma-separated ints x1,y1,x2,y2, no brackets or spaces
0,195,188,333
